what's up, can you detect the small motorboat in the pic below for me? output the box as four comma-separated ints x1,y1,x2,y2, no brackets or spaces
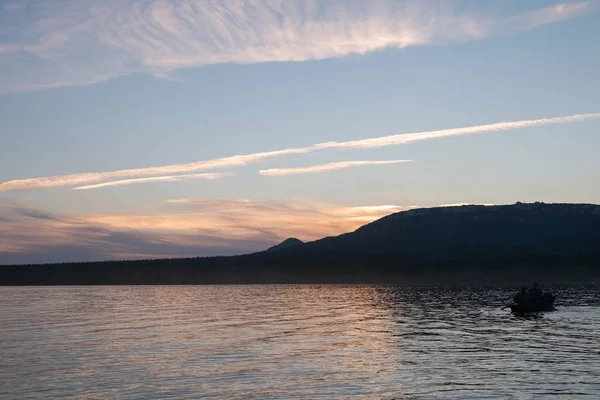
508,293,556,313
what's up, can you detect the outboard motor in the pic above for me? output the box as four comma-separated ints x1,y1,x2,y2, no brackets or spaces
542,293,555,304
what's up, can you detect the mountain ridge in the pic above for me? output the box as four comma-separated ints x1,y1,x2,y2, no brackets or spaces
265,201,600,255
2,202,600,285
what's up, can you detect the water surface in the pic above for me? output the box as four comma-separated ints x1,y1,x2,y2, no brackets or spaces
1,284,599,399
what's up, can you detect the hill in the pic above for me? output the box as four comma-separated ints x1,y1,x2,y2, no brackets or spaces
279,202,600,258
266,237,304,252
2,202,600,285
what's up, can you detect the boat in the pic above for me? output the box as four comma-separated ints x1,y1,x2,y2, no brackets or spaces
508,293,556,313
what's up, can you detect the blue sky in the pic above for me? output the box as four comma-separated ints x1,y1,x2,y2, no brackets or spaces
1,0,599,264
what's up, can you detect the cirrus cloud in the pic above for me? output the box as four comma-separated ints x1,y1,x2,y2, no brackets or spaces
0,0,596,93
259,160,412,176
72,172,232,190
1,111,598,192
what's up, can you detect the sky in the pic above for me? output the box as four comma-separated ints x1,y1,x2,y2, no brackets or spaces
1,0,599,264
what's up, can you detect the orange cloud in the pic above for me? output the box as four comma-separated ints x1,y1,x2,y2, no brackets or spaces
85,198,410,240
0,198,417,263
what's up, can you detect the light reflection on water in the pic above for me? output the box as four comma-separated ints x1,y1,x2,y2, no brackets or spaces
1,285,599,399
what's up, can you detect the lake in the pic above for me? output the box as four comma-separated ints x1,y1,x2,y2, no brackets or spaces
1,284,599,399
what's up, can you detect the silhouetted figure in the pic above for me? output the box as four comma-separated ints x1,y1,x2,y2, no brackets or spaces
513,286,531,305
528,282,543,300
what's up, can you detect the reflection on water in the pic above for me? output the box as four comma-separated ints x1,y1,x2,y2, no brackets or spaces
1,285,599,399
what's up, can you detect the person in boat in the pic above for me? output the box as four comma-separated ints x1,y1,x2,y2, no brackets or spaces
528,282,543,301
513,286,531,305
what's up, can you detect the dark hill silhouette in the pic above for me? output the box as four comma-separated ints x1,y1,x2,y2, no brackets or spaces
266,237,304,252
2,202,600,285
284,202,600,257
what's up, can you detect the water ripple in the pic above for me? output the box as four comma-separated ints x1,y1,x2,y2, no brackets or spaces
1,284,599,399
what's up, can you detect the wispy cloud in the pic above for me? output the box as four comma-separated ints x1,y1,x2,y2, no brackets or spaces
0,148,306,191
72,172,231,190
340,204,421,221
1,111,598,192
511,1,595,30
313,112,600,150
260,160,412,176
0,198,418,263
0,0,596,93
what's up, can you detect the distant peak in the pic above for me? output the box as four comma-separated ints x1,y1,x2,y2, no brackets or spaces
266,238,304,252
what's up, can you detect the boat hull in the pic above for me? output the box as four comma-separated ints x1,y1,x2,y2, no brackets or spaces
509,303,555,313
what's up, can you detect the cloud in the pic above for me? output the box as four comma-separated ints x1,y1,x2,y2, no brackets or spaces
313,112,600,150
0,200,60,222
0,198,418,264
0,148,306,191
260,160,412,176
72,172,232,190
0,0,596,93
1,111,599,192
340,204,421,221
510,1,595,30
